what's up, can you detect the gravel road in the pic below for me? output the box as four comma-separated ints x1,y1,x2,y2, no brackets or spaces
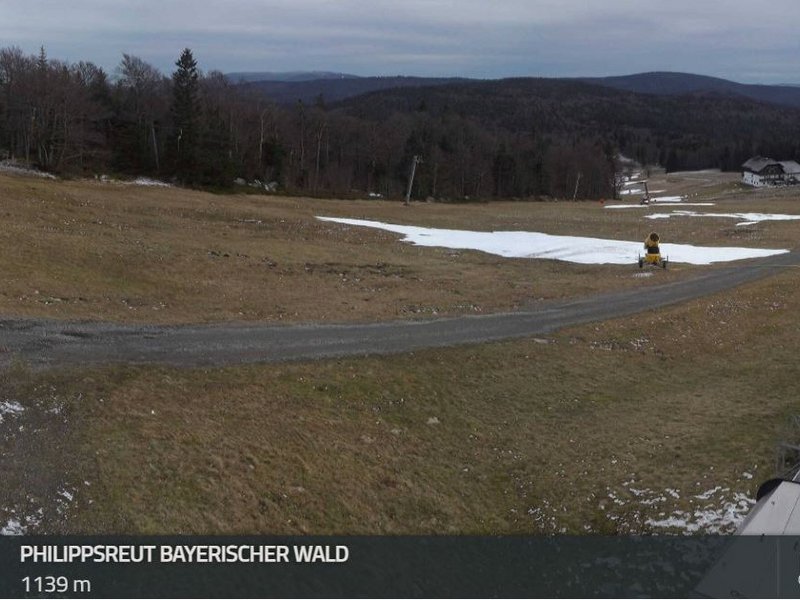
1,252,796,370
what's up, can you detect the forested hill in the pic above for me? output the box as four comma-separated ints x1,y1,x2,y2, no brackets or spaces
333,76,800,175
580,71,800,109
240,76,468,105
3,44,800,201
234,70,800,111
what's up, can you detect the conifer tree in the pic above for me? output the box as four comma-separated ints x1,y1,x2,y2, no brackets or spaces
170,48,199,182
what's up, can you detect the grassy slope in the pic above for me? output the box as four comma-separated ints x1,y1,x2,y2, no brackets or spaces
0,171,785,325
2,170,799,535
35,269,795,535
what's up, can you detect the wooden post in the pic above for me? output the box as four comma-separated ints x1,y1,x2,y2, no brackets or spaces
405,155,421,205
572,171,582,201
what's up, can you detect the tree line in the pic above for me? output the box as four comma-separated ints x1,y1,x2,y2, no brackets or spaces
2,46,800,199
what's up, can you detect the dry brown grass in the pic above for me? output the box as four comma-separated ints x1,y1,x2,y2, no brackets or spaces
38,267,798,535
3,168,800,535
0,170,796,325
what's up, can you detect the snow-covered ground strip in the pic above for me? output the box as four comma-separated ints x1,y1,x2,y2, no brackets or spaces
317,217,788,265
619,188,666,196
0,161,56,179
130,177,172,187
95,175,172,187
605,203,715,209
646,210,800,226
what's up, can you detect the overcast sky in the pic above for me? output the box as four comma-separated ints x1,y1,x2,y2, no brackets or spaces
2,0,800,83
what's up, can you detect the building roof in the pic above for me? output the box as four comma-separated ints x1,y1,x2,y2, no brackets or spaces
742,156,772,172
779,161,800,174
742,156,800,174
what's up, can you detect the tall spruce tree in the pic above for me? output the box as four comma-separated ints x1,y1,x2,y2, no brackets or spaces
170,48,199,183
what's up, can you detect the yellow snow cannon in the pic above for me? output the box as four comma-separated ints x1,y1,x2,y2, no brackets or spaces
638,232,668,269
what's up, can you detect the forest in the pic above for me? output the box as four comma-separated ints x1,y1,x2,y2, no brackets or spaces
3,45,800,200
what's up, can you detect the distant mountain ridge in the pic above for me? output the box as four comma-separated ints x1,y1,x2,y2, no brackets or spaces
578,71,800,108
229,69,800,109
238,75,470,104
226,71,360,83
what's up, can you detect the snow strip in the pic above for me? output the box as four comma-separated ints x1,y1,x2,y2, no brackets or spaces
0,161,56,179
130,177,172,187
620,188,666,196
646,211,800,226
605,203,715,209
317,217,789,265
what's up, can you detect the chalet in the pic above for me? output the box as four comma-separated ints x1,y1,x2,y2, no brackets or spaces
742,156,800,187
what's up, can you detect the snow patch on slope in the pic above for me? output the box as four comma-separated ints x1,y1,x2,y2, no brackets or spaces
646,210,800,226
317,217,788,266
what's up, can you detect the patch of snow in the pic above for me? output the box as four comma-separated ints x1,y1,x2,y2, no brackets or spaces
646,492,755,534
646,515,689,529
317,217,789,266
605,202,715,209
0,400,23,415
0,161,56,179
130,177,171,187
0,400,24,423
0,518,25,536
695,486,726,501
669,169,721,175
640,495,668,506
646,210,800,226
95,175,172,187
607,479,754,534
619,188,666,196
0,509,43,536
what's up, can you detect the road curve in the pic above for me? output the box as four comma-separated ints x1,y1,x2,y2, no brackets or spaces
1,251,798,370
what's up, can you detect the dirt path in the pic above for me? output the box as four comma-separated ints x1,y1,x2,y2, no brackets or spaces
1,251,797,370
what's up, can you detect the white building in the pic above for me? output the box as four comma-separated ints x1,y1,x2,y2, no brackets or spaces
742,156,800,187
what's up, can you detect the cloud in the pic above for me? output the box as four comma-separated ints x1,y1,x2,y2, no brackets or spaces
1,1,799,81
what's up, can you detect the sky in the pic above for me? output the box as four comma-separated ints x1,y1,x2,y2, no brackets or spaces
2,0,800,83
